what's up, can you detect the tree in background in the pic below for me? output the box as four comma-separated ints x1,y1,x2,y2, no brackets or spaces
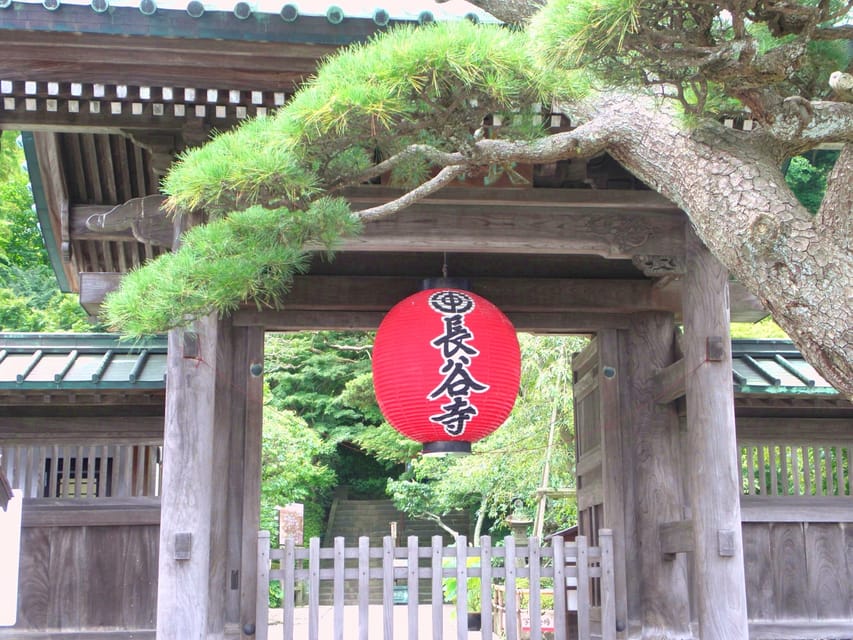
103,0,853,396
0,131,91,332
264,331,403,498
260,404,336,546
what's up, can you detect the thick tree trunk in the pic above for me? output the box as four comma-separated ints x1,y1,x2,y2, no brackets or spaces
576,95,853,397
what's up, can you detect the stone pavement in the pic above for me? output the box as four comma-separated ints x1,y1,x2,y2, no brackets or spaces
268,605,496,639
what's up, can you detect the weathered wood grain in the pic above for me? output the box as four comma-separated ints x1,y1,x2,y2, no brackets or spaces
804,523,852,618
626,313,691,634
47,526,86,629
682,229,748,640
770,523,808,618
740,496,853,523
239,326,265,636
156,317,219,640
16,528,50,631
597,331,630,635
741,523,775,619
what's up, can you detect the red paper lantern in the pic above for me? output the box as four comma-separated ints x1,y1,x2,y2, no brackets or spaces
372,289,521,455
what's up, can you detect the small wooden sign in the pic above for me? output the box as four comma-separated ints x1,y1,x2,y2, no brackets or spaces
278,503,304,545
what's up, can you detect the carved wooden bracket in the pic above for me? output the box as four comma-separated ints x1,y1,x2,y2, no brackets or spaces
632,254,685,288
85,195,172,248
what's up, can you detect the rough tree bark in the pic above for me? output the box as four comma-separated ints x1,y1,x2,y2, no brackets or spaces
589,96,853,397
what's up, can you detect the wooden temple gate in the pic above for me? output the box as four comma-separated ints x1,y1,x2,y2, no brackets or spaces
1,2,851,639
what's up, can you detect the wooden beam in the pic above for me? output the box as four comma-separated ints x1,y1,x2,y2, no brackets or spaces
0,416,163,444
682,227,749,640
21,497,161,527
70,187,685,257
32,133,79,291
748,622,853,639
652,357,686,403
80,196,172,248
736,417,853,443
80,273,678,312
234,309,633,332
346,186,684,257
659,520,694,558
740,496,853,523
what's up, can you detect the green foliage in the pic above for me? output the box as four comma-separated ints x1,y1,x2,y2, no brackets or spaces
784,151,839,214
529,0,640,68
442,555,482,611
105,20,594,333
341,372,422,464
260,404,336,550
103,200,358,336
264,331,403,498
530,0,850,115
265,332,376,438
0,131,90,332
730,316,789,339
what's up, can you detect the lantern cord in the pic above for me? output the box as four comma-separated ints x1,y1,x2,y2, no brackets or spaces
442,252,448,279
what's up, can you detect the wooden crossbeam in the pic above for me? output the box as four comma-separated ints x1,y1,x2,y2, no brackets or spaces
652,358,686,403
71,187,686,258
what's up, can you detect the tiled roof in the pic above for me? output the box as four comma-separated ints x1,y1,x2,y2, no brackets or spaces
731,339,836,395
1,0,499,33
0,333,167,390
0,334,839,396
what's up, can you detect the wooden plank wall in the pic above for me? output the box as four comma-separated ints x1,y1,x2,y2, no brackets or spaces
737,417,853,628
743,521,853,627
8,523,159,634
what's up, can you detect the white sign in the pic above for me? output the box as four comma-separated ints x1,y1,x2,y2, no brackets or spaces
0,490,23,626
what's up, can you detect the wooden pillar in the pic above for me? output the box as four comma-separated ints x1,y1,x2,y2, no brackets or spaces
682,228,748,639
597,330,630,636
157,317,265,640
626,312,691,637
157,316,220,640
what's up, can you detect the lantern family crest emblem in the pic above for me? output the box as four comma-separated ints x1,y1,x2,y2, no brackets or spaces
372,288,521,455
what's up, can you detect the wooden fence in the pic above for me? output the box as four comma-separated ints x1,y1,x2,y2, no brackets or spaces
257,531,615,640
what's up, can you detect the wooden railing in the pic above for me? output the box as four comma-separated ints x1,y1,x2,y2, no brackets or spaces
0,443,161,499
257,530,615,640
740,442,851,498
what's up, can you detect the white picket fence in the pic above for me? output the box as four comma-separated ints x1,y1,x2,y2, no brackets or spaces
257,530,615,640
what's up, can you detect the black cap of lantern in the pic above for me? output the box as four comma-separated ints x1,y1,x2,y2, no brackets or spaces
422,441,471,456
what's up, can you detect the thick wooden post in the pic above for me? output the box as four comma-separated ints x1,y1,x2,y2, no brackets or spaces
626,312,691,636
157,316,220,639
682,229,749,639
157,317,265,640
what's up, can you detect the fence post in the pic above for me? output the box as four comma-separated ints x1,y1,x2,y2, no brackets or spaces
284,537,296,640
552,536,567,640
576,536,589,640
599,529,616,640
256,530,270,640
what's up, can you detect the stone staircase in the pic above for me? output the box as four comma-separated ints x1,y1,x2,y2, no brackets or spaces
317,498,470,604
